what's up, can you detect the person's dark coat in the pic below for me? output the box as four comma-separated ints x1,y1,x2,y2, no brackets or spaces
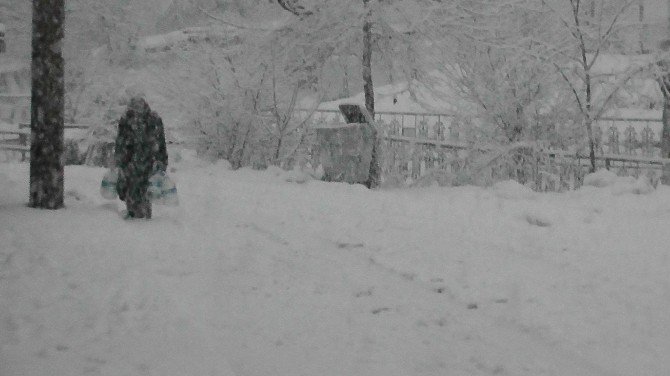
114,97,167,218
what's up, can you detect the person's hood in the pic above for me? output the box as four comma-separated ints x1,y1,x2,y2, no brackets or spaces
127,96,151,116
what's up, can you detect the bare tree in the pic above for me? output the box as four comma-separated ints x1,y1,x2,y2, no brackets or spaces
362,0,374,117
541,0,640,172
658,4,670,183
660,73,670,161
30,0,65,209
269,0,412,188
276,0,312,16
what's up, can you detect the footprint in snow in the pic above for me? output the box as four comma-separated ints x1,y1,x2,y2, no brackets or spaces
371,307,391,315
354,288,374,298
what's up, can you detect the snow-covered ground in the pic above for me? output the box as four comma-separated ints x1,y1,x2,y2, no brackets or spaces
1,149,670,376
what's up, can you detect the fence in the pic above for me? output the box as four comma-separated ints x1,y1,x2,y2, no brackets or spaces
296,109,663,153
2,108,668,188
0,93,29,125
0,122,91,161
294,108,670,187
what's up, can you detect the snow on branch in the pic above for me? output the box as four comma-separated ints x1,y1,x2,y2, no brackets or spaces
196,7,288,31
276,0,313,16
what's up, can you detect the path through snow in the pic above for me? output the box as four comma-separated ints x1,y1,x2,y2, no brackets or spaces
1,155,669,375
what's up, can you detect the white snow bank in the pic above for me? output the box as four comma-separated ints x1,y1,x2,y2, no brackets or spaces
583,169,655,195
584,169,620,187
493,180,536,200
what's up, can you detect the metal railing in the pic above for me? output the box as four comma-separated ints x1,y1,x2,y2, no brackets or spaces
295,108,669,184
0,93,30,125
297,109,664,155
0,123,91,161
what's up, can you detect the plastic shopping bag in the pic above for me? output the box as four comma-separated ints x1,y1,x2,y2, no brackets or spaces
148,171,179,206
147,171,164,200
100,168,118,200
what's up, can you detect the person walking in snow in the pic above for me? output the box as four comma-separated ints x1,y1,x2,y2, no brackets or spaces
114,96,168,219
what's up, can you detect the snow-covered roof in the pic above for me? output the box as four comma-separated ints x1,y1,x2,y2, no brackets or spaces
316,82,431,113
136,26,234,52
600,108,661,120
587,53,656,75
312,72,475,115
137,28,199,51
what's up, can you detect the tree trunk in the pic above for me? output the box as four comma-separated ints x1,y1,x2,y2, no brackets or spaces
274,137,283,166
639,0,646,53
362,0,380,188
584,71,596,172
661,89,670,184
585,118,597,173
362,0,374,118
573,0,596,173
29,0,65,209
